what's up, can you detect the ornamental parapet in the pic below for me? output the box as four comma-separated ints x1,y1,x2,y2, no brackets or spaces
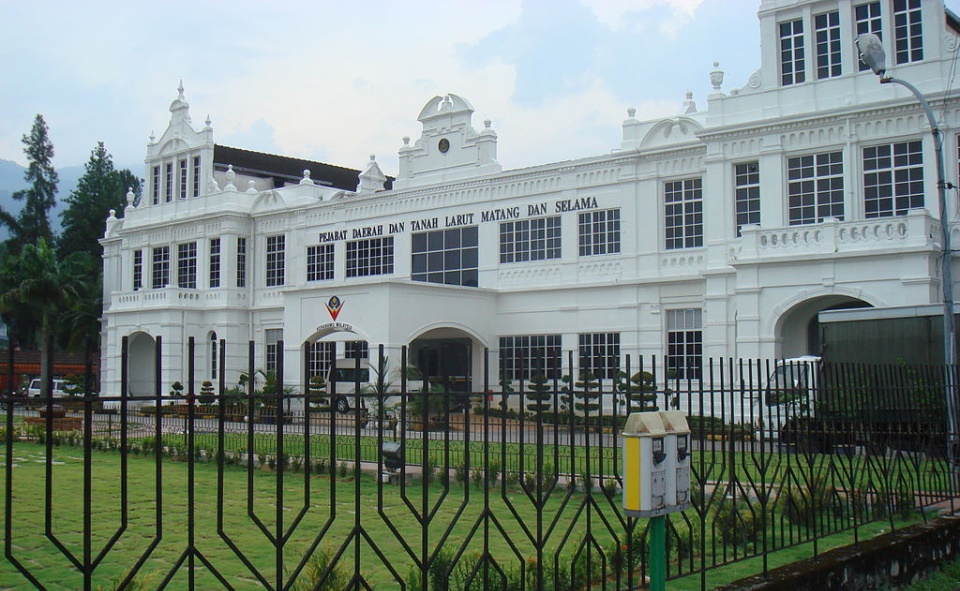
735,210,940,264
108,288,247,311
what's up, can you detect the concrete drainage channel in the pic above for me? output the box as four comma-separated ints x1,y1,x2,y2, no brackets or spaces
714,514,960,591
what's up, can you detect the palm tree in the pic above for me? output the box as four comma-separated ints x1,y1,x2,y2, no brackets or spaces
0,238,81,398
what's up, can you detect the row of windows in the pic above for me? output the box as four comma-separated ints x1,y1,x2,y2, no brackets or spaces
133,135,935,290
732,139,927,236
284,318,702,386
496,317,702,382
151,155,202,205
780,0,923,87
135,237,246,291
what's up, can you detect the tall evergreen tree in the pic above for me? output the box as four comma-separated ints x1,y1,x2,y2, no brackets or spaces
59,142,141,261
0,115,58,254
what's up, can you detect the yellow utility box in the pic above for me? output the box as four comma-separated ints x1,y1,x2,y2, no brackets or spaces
622,411,691,518
622,412,667,517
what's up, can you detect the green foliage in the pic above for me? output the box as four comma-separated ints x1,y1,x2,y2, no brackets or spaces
716,497,764,549
560,371,600,414
0,115,58,255
294,545,349,591
169,381,184,399
778,475,842,528
59,142,141,262
616,370,658,412
198,380,216,404
524,373,553,414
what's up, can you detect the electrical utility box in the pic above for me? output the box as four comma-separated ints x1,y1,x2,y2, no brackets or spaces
622,411,691,518
659,410,691,512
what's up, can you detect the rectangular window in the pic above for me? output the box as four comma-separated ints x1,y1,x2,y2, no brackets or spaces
863,141,924,217
237,237,247,288
209,238,221,288
192,156,201,197
735,162,761,237
578,208,621,256
307,243,335,282
308,341,336,380
780,19,805,86
664,178,703,250
667,309,702,380
164,163,173,203
787,151,844,225
266,235,285,287
179,159,188,200
413,227,479,286
894,0,923,65
344,340,369,360
133,249,143,291
499,335,562,381
856,2,883,71
499,217,561,263
815,11,841,79
578,333,620,381
151,166,160,206
346,236,394,277
152,246,170,289
265,329,282,373
177,242,198,289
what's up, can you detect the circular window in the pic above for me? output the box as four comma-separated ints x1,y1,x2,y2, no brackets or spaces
438,138,450,153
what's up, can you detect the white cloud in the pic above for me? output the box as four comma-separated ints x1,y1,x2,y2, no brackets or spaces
580,0,705,35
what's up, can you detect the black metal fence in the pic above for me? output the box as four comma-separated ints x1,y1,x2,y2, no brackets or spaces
1,341,958,590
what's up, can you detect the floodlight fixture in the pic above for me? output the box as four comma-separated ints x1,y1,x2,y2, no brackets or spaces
855,33,886,77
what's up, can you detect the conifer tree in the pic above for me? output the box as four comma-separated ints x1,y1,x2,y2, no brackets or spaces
0,115,59,254
59,142,141,262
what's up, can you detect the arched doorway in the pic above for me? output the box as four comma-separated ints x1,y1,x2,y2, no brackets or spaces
127,331,156,397
410,327,484,393
776,296,871,358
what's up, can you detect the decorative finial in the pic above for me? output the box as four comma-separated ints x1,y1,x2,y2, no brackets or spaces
710,61,724,91
682,91,697,114
299,169,314,185
627,107,636,118
204,115,212,129
247,180,257,194
126,187,135,207
484,119,492,129
402,136,410,146
224,165,237,191
178,80,185,99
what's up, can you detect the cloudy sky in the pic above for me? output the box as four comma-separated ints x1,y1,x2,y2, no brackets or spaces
2,0,957,177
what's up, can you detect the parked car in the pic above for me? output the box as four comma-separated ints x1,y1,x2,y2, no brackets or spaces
26,378,69,398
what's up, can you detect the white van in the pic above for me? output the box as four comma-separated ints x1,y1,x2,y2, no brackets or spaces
751,356,820,440
313,359,371,414
26,378,69,398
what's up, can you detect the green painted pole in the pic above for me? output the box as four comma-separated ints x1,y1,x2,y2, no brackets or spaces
650,515,666,591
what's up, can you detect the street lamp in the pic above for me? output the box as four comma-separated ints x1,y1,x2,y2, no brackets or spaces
856,33,959,466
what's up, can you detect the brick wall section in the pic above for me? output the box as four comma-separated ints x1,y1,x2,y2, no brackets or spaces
715,515,960,591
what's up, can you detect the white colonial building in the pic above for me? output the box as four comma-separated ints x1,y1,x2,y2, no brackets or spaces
102,0,960,400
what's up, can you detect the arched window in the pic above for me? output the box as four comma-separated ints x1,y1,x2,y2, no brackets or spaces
210,332,218,380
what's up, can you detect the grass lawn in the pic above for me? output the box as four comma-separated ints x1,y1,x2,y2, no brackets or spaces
1,440,635,590
0,425,945,591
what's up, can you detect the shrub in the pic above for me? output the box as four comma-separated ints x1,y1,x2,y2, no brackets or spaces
716,498,763,549
294,544,348,591
779,476,841,528
454,463,469,486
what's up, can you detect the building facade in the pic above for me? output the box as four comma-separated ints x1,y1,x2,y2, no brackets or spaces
101,0,960,400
